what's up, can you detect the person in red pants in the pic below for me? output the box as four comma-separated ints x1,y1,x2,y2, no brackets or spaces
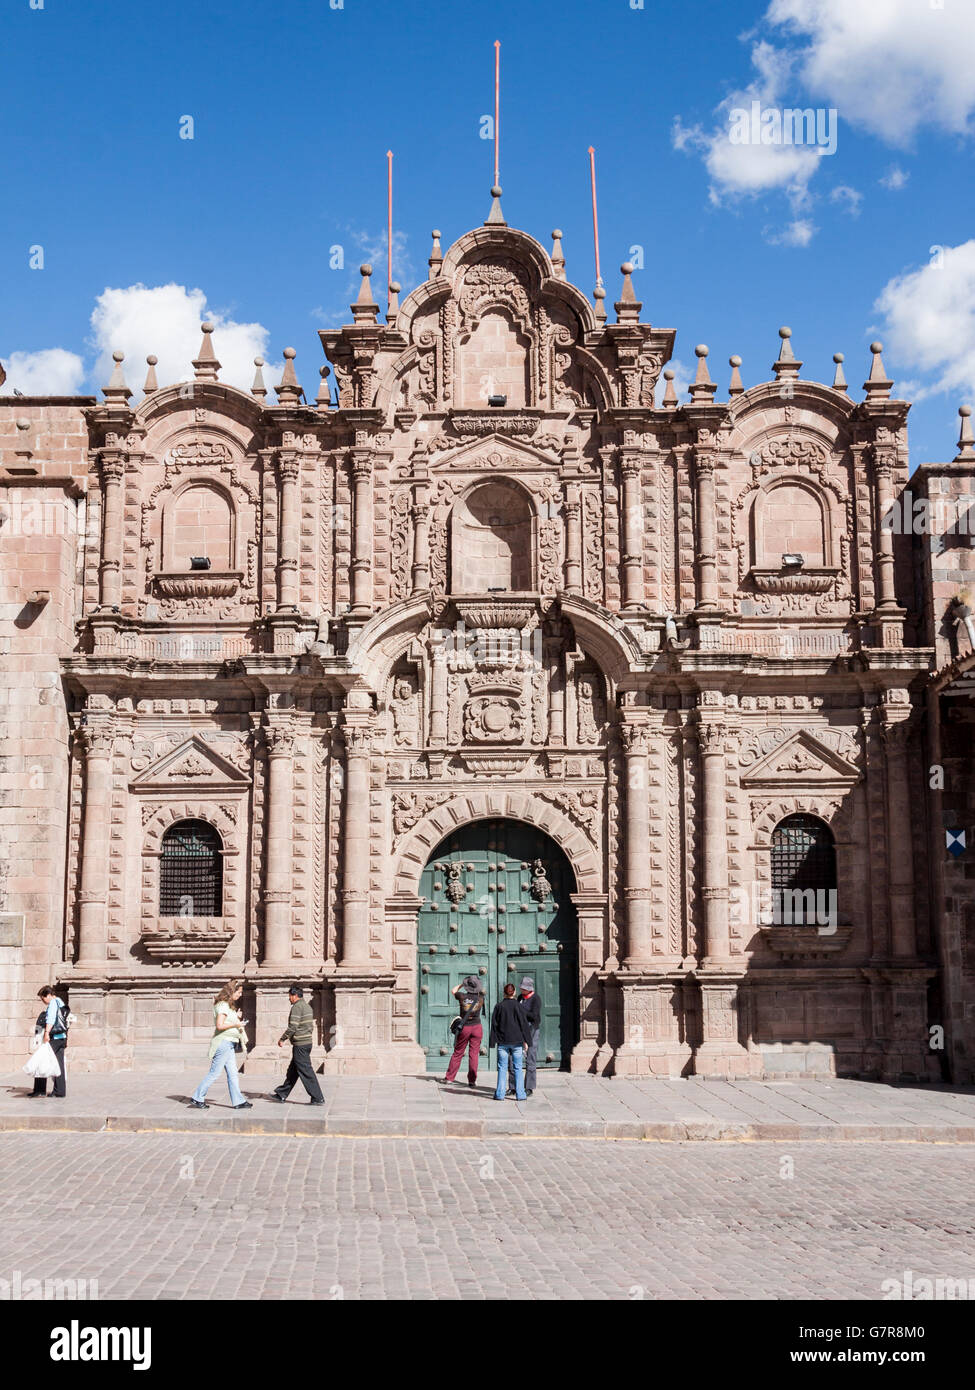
443,975,486,1088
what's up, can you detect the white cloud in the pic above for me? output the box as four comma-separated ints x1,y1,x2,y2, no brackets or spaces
874,240,975,402
655,358,693,406
1,348,86,396
89,284,274,397
766,0,975,143
830,185,863,217
879,165,910,191
672,40,825,216
765,218,817,248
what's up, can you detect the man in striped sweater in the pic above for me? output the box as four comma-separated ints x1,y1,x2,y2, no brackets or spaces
269,985,325,1105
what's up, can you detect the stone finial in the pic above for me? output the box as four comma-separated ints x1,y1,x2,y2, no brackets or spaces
143,355,159,394
486,184,506,226
551,229,566,280
317,364,331,406
955,405,975,463
103,350,131,404
831,352,848,393
771,326,801,381
615,261,642,323
593,284,607,324
275,347,302,404
688,344,717,403
386,280,401,324
351,263,380,324
728,355,744,396
192,321,221,382
864,340,893,401
661,368,678,409
251,356,267,401
429,229,443,276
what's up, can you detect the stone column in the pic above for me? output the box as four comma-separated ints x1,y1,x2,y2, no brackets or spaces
564,488,582,593
98,456,125,609
620,454,644,609
881,712,917,958
339,720,374,968
276,453,300,610
428,634,448,745
621,720,652,965
697,716,730,964
411,485,431,592
874,452,898,608
75,726,114,966
546,636,565,745
694,450,718,609
350,450,373,613
262,724,295,965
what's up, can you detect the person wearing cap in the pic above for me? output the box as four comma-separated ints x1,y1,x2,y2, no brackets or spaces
444,974,486,1087
507,976,542,1097
489,982,532,1101
269,985,324,1105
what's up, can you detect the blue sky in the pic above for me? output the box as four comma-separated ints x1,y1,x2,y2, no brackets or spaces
3,0,974,469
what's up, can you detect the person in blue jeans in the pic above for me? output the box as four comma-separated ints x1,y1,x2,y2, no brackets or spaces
489,982,533,1101
189,979,252,1110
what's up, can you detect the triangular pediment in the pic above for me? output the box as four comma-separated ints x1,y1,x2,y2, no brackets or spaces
130,735,251,790
430,431,560,471
740,729,861,786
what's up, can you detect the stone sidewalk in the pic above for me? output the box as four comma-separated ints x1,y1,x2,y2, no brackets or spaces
5,1069,975,1140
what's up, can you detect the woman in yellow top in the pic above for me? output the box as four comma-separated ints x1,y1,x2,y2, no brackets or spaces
188,979,253,1109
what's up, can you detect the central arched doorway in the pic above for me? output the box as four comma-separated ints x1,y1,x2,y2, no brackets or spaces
417,819,579,1073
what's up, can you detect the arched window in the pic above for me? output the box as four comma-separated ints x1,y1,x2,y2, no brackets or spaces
770,814,836,926
159,820,223,916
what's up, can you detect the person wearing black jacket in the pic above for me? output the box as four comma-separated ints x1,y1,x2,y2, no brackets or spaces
507,976,542,1097
489,983,532,1101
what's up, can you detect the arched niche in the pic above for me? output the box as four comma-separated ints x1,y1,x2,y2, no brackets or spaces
162,480,237,572
458,308,530,408
449,479,536,594
752,479,832,569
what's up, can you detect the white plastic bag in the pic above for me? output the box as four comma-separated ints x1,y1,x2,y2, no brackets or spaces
23,1041,61,1079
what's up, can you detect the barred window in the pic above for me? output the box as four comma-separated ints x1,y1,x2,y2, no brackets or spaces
770,814,836,926
159,820,223,917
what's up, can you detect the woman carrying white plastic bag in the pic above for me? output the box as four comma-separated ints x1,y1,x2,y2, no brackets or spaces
23,1040,62,1080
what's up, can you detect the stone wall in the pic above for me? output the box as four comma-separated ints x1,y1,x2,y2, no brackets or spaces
0,403,90,1071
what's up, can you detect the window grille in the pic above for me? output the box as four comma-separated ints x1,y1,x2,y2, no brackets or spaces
159,820,223,917
770,814,836,925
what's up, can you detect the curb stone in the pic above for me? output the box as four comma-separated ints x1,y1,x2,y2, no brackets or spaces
3,1112,975,1142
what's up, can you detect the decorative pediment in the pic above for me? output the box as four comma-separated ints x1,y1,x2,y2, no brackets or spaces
129,735,251,790
429,433,560,471
740,729,861,786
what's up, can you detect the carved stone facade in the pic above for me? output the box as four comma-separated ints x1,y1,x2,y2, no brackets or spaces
1,197,972,1080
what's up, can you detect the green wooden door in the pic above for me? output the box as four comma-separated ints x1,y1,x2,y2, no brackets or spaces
417,819,578,1072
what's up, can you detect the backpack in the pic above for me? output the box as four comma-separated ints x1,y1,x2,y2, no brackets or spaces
449,990,484,1037
49,999,70,1040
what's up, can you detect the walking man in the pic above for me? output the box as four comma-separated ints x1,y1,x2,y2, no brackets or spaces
444,974,486,1088
33,986,69,1098
270,985,324,1105
507,976,541,1097
489,982,532,1101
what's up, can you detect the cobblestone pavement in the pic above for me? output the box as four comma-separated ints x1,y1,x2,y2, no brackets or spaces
0,1134,973,1299
5,1071,975,1141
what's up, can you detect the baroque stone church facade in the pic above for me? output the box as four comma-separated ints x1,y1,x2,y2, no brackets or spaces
3,192,975,1080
